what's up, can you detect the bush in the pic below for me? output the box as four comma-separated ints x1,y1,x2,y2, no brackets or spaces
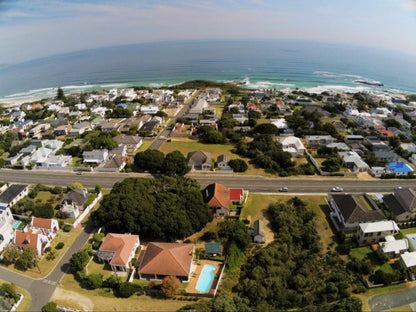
55,242,64,249
51,186,63,194
104,275,120,289
84,194,98,207
118,282,136,298
42,302,59,312
201,231,218,241
63,225,72,232
86,274,103,289
45,247,52,253
93,232,104,242
92,241,101,250
228,159,248,172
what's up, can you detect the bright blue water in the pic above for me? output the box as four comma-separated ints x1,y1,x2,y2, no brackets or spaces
1,39,416,103
196,264,216,292
12,220,21,229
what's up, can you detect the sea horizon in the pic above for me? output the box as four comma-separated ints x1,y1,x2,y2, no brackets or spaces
1,39,416,105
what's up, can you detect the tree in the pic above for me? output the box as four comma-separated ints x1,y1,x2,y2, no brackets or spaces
118,282,135,298
70,250,89,272
163,150,190,175
322,156,344,172
161,276,180,298
253,123,278,135
1,244,21,265
56,87,65,100
86,274,103,289
228,159,248,172
1,283,18,300
134,149,165,172
16,247,38,271
42,302,60,312
95,184,102,194
34,203,54,218
71,182,83,189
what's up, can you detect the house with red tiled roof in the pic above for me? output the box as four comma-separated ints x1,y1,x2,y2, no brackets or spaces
31,217,59,239
14,228,50,256
203,183,248,217
229,188,248,204
97,233,140,273
138,242,195,282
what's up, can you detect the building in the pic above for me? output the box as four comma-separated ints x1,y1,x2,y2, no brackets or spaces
0,205,15,253
399,251,416,270
203,183,231,218
344,135,364,144
189,98,208,114
171,123,192,137
113,135,143,151
82,149,109,164
253,219,266,243
378,236,409,258
97,233,140,273
279,136,306,156
0,184,29,209
386,162,414,176
205,242,221,256
339,151,369,172
406,234,416,251
384,188,416,222
216,154,232,171
31,217,59,239
138,242,195,282
54,124,71,136
36,154,72,168
58,188,89,219
305,135,335,149
374,150,399,163
356,220,399,245
97,155,126,172
328,194,386,231
140,105,159,115
187,151,212,171
14,227,51,256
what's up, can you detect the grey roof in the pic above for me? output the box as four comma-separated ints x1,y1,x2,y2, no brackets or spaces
396,188,416,211
384,194,407,216
254,219,265,236
60,188,88,207
140,120,159,131
0,184,28,205
114,135,142,145
187,151,212,164
332,194,386,224
217,154,230,163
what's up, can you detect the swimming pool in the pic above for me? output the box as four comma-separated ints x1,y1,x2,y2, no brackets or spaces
195,264,216,292
12,221,21,229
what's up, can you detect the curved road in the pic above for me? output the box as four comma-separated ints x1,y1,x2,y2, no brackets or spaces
0,169,415,193
0,222,94,311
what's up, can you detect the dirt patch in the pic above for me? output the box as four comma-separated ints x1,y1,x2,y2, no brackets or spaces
52,288,94,311
357,172,376,180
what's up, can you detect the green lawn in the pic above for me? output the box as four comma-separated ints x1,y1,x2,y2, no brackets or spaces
70,156,83,167
34,191,64,208
135,140,152,153
350,246,372,261
399,227,416,236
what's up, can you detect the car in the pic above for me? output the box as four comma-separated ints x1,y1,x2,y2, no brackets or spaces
279,187,288,192
332,186,343,192
159,136,166,140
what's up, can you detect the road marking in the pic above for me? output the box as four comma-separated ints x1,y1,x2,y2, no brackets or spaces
42,279,57,286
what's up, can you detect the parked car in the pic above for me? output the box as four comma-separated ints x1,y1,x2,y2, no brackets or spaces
279,187,288,192
332,186,343,192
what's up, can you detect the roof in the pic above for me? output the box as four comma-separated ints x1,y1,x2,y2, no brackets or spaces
187,151,212,164
203,183,230,210
139,242,194,277
31,217,53,229
380,238,408,254
396,188,416,211
205,242,221,254
331,194,386,224
0,184,28,205
383,194,407,216
114,135,142,145
387,162,413,173
15,229,39,250
60,188,88,207
359,220,399,233
401,251,416,268
254,219,265,236
229,188,243,202
99,233,139,266
102,155,126,169
217,154,230,163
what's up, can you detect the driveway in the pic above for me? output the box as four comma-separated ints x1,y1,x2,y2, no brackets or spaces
369,286,416,311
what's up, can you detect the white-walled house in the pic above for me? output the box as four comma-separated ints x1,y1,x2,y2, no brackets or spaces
0,206,15,253
356,220,399,245
279,136,306,156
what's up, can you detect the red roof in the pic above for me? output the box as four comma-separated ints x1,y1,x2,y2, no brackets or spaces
99,233,139,266
32,217,52,229
15,229,39,250
205,183,230,210
229,188,243,201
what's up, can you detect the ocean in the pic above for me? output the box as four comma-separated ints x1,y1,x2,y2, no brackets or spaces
1,39,416,104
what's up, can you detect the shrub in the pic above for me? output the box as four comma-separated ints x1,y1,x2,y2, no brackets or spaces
51,186,63,194
118,282,136,298
55,242,64,249
84,194,98,207
63,225,72,232
104,275,120,289
42,302,59,312
92,241,100,250
201,231,218,241
93,232,104,242
44,247,52,253
86,274,103,289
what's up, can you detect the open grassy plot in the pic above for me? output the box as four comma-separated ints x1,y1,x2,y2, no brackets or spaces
135,140,152,153
240,194,334,250
34,191,64,208
86,257,114,280
0,278,31,312
52,273,191,311
350,246,372,261
159,138,267,175
400,227,416,236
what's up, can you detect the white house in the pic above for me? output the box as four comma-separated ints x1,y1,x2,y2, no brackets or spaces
36,154,72,168
271,118,288,130
189,98,208,114
279,136,306,156
14,227,51,256
82,149,109,164
31,217,59,239
0,184,29,209
378,235,409,257
400,251,416,269
30,147,53,164
356,220,399,245
0,206,15,253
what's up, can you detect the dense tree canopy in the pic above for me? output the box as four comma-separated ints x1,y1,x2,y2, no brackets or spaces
134,150,190,175
91,177,212,240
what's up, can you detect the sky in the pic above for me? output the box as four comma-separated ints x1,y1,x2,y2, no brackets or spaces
0,0,415,66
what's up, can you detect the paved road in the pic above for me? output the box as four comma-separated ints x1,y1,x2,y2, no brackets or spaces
369,285,416,311
0,222,95,311
1,169,416,193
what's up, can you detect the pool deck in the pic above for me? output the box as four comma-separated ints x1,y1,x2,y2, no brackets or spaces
187,259,223,295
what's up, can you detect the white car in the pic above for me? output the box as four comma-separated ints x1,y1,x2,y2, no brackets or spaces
279,187,288,192
332,186,343,192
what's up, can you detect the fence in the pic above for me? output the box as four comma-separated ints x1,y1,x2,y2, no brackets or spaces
10,294,23,312
64,192,102,228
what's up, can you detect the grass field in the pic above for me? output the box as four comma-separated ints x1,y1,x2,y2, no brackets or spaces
159,138,266,175
135,140,152,153
34,191,64,208
0,278,31,312
399,227,416,236
350,246,372,261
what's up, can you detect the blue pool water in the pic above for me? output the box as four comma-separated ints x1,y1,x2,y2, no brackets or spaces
195,264,216,292
12,221,21,229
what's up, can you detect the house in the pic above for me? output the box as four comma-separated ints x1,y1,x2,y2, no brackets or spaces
0,206,15,253
332,121,346,133
253,219,266,243
205,242,222,256
58,188,89,219
401,143,416,154
356,220,399,245
14,228,51,256
371,167,386,178
19,144,37,156
271,118,288,131
344,135,364,144
0,184,29,209
378,235,409,257
31,217,59,239
386,162,414,176
138,242,195,282
29,124,51,138
113,135,143,151
229,188,248,204
119,118,144,134
399,251,416,270
203,183,230,217
187,151,212,171
279,136,306,156
384,187,416,222
5,154,22,167
82,149,109,164
216,154,232,171
338,151,369,172
99,121,120,133
305,135,335,149
406,234,416,251
42,139,64,153
69,121,91,136
140,119,160,136
374,150,399,163
189,98,208,114
36,154,72,168
140,105,159,115
74,103,87,110
199,119,219,130
171,123,192,137
54,124,71,136
97,233,140,273
30,147,53,164
326,142,350,151
97,155,126,172
327,194,386,232
232,114,249,125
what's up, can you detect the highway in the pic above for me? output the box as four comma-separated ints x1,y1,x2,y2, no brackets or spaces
1,169,415,193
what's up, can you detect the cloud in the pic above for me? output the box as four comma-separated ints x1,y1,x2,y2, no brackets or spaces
404,0,416,11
